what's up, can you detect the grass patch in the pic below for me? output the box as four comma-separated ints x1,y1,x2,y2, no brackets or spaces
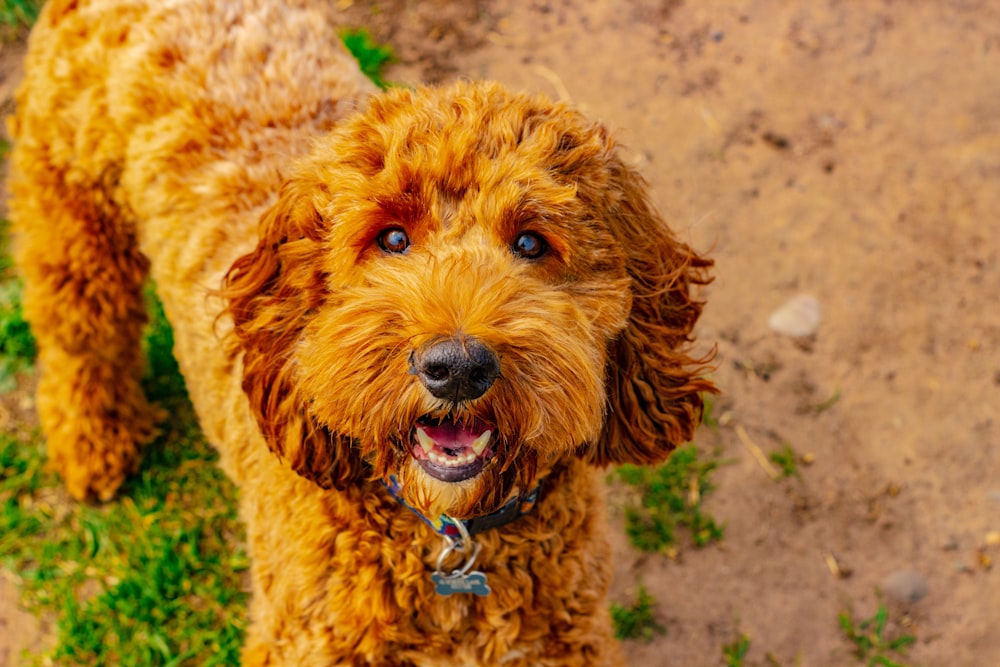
341,28,394,90
611,583,664,642
1,422,248,666
721,631,787,667
768,444,799,479
615,445,724,554
0,218,35,390
838,599,915,667
722,632,752,666
0,278,35,391
0,0,40,34
142,283,188,401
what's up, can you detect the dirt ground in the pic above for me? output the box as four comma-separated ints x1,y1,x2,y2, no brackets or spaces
2,0,1000,665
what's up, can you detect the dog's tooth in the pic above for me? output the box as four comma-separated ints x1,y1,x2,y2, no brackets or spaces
416,427,436,455
471,430,492,456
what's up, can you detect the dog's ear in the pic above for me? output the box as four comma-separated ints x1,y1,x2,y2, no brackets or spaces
588,156,717,466
222,178,363,489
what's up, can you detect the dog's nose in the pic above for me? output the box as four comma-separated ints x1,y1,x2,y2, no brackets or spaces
413,338,499,402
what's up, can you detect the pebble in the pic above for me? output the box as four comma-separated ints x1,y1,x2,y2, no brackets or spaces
881,570,929,604
767,294,821,338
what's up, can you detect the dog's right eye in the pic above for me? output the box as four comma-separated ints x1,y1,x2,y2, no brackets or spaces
377,228,410,254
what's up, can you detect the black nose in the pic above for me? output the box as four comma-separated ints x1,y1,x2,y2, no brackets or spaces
413,338,500,402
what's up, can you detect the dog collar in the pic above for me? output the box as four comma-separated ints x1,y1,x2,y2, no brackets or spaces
381,475,541,540
382,475,542,596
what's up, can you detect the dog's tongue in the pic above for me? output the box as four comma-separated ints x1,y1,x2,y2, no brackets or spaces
420,421,484,448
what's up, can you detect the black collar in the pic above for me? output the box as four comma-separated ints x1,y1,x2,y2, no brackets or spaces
382,475,541,539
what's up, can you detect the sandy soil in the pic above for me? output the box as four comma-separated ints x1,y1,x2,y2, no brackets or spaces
3,1,999,665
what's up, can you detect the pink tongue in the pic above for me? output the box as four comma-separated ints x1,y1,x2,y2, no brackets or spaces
421,422,482,448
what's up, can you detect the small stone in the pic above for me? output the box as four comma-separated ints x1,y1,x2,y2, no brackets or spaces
767,294,821,338
986,531,1000,547
881,570,929,604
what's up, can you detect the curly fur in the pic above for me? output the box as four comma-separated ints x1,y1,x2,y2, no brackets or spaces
8,0,714,664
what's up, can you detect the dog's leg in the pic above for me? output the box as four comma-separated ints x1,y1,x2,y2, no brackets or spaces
10,166,160,501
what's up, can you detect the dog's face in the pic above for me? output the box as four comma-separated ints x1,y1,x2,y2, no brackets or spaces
225,82,713,519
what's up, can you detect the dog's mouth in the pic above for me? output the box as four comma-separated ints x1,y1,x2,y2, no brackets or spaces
410,415,495,483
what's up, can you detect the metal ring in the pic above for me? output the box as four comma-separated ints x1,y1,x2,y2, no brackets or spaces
435,516,481,576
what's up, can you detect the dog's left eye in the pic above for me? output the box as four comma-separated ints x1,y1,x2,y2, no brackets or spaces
512,232,547,260
377,228,410,254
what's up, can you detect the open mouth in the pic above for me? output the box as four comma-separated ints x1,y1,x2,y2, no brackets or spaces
411,416,495,483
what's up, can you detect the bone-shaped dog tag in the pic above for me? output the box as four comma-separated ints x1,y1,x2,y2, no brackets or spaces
431,570,491,596
431,517,491,595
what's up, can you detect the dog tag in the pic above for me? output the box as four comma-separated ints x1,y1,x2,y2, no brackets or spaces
431,516,491,595
431,570,491,596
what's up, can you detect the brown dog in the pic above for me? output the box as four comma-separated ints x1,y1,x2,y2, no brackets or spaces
9,0,713,663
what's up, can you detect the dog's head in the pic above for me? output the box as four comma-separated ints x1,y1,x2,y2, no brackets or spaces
224,82,714,519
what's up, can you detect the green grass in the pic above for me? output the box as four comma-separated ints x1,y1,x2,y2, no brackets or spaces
720,631,787,667
1,433,248,666
611,583,664,642
0,278,35,391
768,444,799,479
0,218,36,390
722,632,752,666
0,0,40,32
615,445,724,554
340,28,394,90
142,284,188,401
838,599,915,667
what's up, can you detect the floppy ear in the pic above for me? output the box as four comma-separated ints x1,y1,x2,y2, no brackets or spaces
222,178,364,489
589,157,717,466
